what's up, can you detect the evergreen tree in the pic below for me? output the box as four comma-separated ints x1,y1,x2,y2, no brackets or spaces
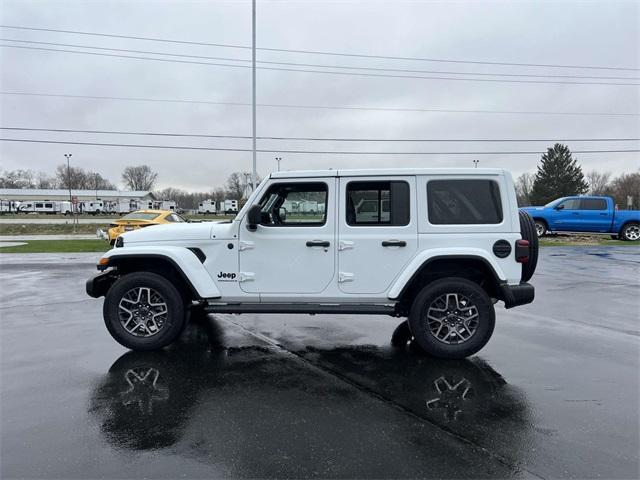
530,144,588,205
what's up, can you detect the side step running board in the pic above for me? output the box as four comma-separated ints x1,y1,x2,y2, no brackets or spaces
204,303,398,316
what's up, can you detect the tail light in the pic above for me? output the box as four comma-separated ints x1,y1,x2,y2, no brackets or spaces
516,239,530,263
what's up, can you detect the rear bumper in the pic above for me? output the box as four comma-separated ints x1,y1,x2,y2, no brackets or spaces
499,282,534,309
86,271,118,298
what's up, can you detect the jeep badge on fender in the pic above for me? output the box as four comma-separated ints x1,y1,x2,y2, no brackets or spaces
86,168,537,359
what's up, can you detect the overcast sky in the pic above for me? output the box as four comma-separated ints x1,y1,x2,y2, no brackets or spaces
0,0,638,192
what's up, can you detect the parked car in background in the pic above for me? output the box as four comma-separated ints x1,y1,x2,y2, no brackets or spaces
97,209,187,245
520,196,640,240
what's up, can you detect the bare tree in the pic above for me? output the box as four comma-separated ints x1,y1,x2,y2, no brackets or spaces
56,165,115,190
121,165,158,191
586,170,612,196
610,171,640,210
225,172,245,200
212,187,227,204
515,172,534,206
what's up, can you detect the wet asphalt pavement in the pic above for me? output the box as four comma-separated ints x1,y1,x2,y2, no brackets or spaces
1,247,638,479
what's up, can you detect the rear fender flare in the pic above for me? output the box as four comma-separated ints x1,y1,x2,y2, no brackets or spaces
387,248,506,300
102,246,221,299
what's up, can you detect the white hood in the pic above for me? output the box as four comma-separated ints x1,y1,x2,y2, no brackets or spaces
122,221,237,244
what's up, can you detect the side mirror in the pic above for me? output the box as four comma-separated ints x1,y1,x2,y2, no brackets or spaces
278,207,287,221
555,204,564,210
246,204,262,231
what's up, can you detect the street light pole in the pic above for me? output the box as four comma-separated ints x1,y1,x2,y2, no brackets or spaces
64,153,76,232
251,0,257,191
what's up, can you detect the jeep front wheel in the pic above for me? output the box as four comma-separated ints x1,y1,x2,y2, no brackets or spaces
103,272,186,351
408,278,495,359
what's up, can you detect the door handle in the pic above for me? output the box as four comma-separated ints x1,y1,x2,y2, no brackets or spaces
306,240,330,247
382,240,407,247
572,212,579,215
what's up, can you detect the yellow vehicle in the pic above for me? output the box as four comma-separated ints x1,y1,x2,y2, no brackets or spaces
97,210,186,245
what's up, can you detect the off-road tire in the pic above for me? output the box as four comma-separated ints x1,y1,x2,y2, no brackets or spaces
408,278,495,359
519,210,539,282
620,222,640,241
104,272,186,351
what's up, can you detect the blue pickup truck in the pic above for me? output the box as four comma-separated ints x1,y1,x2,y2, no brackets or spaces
520,196,640,241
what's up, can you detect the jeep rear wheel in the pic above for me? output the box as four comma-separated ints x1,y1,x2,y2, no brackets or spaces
103,272,186,351
408,278,495,359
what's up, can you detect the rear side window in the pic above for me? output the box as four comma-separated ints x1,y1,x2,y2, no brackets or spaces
580,198,607,210
427,180,503,225
346,181,410,226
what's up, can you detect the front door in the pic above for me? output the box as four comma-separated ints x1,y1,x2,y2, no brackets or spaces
338,176,417,294
550,197,582,231
239,179,336,294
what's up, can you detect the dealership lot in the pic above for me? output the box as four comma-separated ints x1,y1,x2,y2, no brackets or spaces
1,247,638,479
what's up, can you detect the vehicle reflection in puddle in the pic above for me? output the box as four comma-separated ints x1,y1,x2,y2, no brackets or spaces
89,317,531,464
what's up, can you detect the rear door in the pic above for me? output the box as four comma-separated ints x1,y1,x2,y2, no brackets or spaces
337,176,417,294
578,198,611,232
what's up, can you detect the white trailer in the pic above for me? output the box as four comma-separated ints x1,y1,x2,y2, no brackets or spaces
18,201,57,214
198,199,217,214
0,200,20,213
156,200,176,211
81,200,104,214
223,199,238,214
57,201,74,215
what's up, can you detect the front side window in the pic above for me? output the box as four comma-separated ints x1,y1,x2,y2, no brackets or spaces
580,198,607,210
557,198,580,210
346,181,409,226
165,213,186,223
36,203,43,208
257,182,327,226
427,180,503,225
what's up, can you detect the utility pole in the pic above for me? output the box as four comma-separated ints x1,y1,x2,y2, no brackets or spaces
275,156,282,172
473,159,480,168
64,153,76,232
251,0,257,191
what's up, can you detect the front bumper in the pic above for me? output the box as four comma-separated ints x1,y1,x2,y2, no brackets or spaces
499,282,534,309
86,271,118,298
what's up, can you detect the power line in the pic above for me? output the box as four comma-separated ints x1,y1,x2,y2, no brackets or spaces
2,127,639,143
1,24,638,72
3,91,639,117
4,44,639,87
2,138,638,155
3,38,638,81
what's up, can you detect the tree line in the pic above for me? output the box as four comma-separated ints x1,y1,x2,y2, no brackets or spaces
0,164,260,210
2,145,637,210
515,143,639,209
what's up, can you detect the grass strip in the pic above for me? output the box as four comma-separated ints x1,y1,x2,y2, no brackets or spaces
0,239,109,253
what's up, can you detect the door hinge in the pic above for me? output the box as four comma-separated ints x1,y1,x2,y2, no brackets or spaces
239,272,255,282
338,240,354,251
338,272,354,283
239,241,254,251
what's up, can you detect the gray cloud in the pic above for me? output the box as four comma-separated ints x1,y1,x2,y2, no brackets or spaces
1,0,638,191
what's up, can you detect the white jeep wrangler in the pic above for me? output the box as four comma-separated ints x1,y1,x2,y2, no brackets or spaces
87,168,537,359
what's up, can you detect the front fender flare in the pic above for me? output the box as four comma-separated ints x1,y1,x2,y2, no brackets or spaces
387,248,506,300
102,246,221,299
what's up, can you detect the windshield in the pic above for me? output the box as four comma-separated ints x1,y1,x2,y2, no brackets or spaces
544,198,564,208
121,212,160,221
